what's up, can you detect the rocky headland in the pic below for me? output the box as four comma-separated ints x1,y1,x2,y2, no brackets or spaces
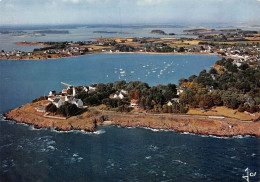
3,103,260,137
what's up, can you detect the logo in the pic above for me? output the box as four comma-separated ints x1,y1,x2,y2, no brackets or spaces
242,168,257,182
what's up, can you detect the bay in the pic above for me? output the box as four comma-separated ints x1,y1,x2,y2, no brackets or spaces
0,54,259,182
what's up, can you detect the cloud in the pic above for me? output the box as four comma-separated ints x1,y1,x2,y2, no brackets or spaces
136,0,170,6
61,0,103,3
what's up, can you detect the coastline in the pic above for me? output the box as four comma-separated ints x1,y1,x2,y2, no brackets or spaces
3,103,260,138
0,51,220,61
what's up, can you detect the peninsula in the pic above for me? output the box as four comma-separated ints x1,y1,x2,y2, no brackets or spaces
4,59,260,137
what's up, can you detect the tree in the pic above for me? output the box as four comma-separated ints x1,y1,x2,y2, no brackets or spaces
129,89,141,100
46,103,57,113
178,78,188,86
209,68,218,75
188,75,197,82
163,83,177,101
195,70,214,87
113,80,126,90
239,63,249,71
178,47,185,52
57,102,79,117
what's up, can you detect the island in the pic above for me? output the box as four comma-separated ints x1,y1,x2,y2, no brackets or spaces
93,31,131,34
150,29,167,35
33,30,70,34
4,59,260,137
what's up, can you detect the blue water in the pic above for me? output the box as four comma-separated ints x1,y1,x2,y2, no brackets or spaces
0,53,217,113
0,54,259,181
0,27,191,52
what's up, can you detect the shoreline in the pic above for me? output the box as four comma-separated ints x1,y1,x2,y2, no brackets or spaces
3,103,260,138
0,51,220,61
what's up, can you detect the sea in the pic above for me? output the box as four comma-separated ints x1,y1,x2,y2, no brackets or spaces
0,26,259,182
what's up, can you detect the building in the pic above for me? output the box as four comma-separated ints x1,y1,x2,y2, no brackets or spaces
48,97,55,102
72,98,83,108
73,87,76,97
89,86,97,93
65,95,73,102
83,86,88,93
167,98,180,106
177,87,184,96
113,91,124,99
130,99,139,108
49,90,56,96
121,88,132,95
62,89,68,94
53,98,64,108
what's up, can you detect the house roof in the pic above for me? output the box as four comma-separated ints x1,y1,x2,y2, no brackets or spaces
131,99,138,104
53,98,60,103
73,98,82,103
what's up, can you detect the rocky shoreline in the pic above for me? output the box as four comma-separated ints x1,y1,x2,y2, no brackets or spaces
3,106,104,132
3,104,260,138
105,112,260,138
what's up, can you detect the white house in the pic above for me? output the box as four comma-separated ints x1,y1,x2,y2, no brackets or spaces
65,96,73,102
89,86,97,93
49,90,56,97
177,88,184,96
113,92,124,99
83,86,88,93
53,98,64,108
121,88,132,95
72,98,83,108
167,98,180,106
48,97,55,102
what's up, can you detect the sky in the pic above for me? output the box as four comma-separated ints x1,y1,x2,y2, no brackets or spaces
0,0,259,25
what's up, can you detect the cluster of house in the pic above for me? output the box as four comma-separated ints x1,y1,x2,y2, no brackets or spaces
219,45,260,65
109,88,139,108
42,46,88,56
48,86,84,108
109,88,181,108
0,50,32,58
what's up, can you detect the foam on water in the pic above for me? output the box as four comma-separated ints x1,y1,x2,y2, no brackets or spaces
180,131,255,139
91,129,106,135
172,159,187,165
145,156,152,160
148,145,159,152
28,125,48,131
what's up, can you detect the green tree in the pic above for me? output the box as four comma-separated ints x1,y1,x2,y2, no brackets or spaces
46,103,57,113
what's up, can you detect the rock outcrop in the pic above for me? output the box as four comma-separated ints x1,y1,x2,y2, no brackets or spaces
106,113,260,137
3,104,260,137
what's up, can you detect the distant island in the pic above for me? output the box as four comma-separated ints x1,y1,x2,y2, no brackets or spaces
34,30,70,34
183,28,258,35
0,30,26,34
150,29,167,35
4,59,260,137
93,31,131,34
150,30,175,36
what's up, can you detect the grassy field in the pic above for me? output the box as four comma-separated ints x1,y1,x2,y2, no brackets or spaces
188,106,259,121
